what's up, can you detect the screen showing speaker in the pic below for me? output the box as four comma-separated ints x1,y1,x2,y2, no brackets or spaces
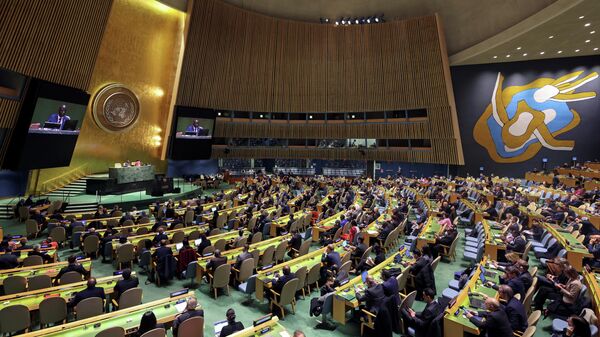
3,78,90,170
168,106,216,160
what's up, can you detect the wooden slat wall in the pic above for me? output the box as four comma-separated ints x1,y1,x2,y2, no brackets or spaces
0,0,113,166
178,0,464,165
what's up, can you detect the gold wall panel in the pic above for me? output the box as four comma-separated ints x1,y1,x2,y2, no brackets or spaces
36,0,186,188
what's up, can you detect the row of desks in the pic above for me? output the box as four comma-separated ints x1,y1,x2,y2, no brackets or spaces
444,257,500,336
255,241,349,301
0,259,92,286
332,250,412,324
543,222,591,271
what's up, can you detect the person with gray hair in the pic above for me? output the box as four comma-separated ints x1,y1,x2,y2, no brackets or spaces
466,297,513,337
293,331,306,337
172,297,204,336
27,243,52,263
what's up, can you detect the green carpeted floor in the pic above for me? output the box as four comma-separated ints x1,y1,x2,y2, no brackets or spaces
2,216,555,336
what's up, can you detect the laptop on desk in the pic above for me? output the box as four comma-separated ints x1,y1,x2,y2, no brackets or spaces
43,122,61,129
63,119,78,131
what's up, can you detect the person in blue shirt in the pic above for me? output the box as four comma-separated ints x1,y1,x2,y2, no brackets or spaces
185,119,203,135
47,105,71,129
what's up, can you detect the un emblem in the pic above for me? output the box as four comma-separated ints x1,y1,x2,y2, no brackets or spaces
474,71,598,163
92,83,140,132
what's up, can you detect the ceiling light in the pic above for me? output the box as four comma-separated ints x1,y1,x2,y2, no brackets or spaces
516,46,522,50
309,115,313,119
493,55,498,59
585,23,591,27
586,40,591,43
540,51,545,55
217,112,222,116
506,54,511,58
522,53,528,56
575,49,580,52
579,16,585,19
335,21,339,26
595,47,599,51
591,31,596,34
557,50,563,54
548,35,554,39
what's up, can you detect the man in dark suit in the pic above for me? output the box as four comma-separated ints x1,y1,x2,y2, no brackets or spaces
172,297,204,337
466,297,513,337
0,248,19,270
321,244,341,281
113,268,139,301
152,228,169,246
491,266,525,301
234,244,252,269
287,229,302,258
46,104,71,129
28,244,53,263
220,308,245,337
70,278,106,307
206,249,228,276
55,255,89,284
401,288,440,337
498,285,528,333
516,260,533,291
196,234,211,255
350,236,368,263
431,226,458,259
152,240,173,260
357,275,385,313
269,265,296,300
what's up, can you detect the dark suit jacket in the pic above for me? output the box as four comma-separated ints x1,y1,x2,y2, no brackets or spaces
469,309,514,337
322,251,341,269
235,251,253,269
289,234,302,251
153,246,173,260
153,233,169,244
56,263,88,280
273,272,296,294
411,300,441,337
206,256,228,273
220,322,245,337
173,309,204,336
0,254,18,270
519,271,533,291
113,277,139,299
507,236,526,253
28,250,52,263
357,283,385,313
503,297,528,332
71,286,106,306
197,239,212,255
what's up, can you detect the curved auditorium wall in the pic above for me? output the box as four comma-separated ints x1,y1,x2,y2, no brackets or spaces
177,0,463,164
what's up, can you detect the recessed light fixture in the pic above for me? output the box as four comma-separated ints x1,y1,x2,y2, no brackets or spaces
579,15,585,19
575,49,580,52
522,53,528,56
548,35,554,39
557,50,563,54
309,115,313,119
591,31,596,34
585,23,591,27
586,40,591,43
540,51,545,55
506,54,511,58
595,47,599,51
493,55,498,59
516,46,522,50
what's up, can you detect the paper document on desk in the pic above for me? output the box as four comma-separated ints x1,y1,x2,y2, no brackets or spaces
279,331,291,337
175,301,187,313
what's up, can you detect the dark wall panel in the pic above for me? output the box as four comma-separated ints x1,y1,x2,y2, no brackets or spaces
452,55,600,177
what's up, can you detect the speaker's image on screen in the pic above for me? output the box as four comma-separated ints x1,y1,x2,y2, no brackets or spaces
28,98,86,135
175,117,214,139
3,79,90,170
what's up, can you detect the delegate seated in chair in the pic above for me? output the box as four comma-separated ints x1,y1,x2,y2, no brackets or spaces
206,249,228,280
267,265,296,301
69,278,105,307
400,288,440,337
54,255,89,284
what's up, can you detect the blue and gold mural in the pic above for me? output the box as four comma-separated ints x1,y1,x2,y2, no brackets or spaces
452,55,600,176
474,71,598,163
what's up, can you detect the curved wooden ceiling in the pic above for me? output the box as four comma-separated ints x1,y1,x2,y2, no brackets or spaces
221,0,556,55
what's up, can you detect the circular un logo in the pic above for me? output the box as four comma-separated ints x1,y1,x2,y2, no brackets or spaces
92,83,140,132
